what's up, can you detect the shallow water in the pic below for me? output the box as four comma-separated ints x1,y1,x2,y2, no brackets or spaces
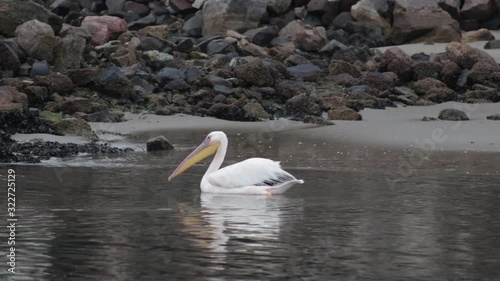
1,128,500,281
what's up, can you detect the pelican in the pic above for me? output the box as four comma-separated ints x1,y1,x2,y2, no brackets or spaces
168,131,304,194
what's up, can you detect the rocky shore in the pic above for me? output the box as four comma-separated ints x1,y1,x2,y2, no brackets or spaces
1,0,500,163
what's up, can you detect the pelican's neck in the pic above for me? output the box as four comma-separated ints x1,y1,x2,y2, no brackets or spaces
205,135,228,176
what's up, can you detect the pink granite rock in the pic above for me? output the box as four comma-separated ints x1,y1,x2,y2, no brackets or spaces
81,16,128,46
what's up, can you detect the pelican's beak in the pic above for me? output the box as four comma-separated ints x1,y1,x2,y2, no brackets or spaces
168,140,220,181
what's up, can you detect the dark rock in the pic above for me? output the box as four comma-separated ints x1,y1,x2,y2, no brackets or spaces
486,114,500,120
446,41,496,70
461,0,496,21
304,115,334,126
35,74,74,95
332,11,355,30
464,84,499,102
275,80,307,100
207,39,237,56
106,0,125,14
485,40,500,49
124,1,150,16
411,53,430,62
30,61,51,78
67,68,99,87
440,61,462,88
287,63,322,81
327,105,362,120
387,57,415,83
234,59,274,87
484,14,500,30
422,116,437,121
329,60,360,77
244,26,279,47
0,0,63,37
331,46,372,64
182,13,203,38
468,61,500,85
0,41,21,76
460,19,481,31
97,64,134,99
156,67,186,87
146,136,174,152
438,0,461,20
243,102,270,120
413,62,442,81
284,54,310,66
84,109,121,122
137,37,164,51
214,84,233,95
362,72,398,91
164,79,190,91
0,86,28,113
438,109,469,121
285,93,321,119
15,20,58,63
60,97,93,114
53,34,86,72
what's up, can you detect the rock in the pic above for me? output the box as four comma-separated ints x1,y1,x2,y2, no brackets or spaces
268,0,291,14
106,0,125,14
460,19,481,31
207,39,237,56
391,0,461,44
422,116,437,121
411,78,448,96
304,115,334,126
23,86,49,108
97,64,134,99
60,97,93,114
413,62,442,81
445,42,496,70
362,72,398,91
438,109,469,121
329,60,360,77
485,40,500,49
486,114,500,120
124,1,150,16
279,20,327,52
202,0,268,36
81,16,128,46
468,61,500,84
139,25,170,40
30,61,51,77
332,12,355,29
438,0,461,20
244,26,279,47
66,68,99,87
243,102,270,120
15,20,58,63
54,118,98,141
484,14,500,29
35,74,74,95
207,103,238,120
275,80,307,100
287,63,322,81
284,54,310,66
0,0,63,38
440,61,462,88
234,59,274,87
146,136,174,152
461,0,496,21
53,34,86,72
463,29,495,43
350,0,390,34
285,93,321,119
327,105,362,120
157,67,186,87
0,86,28,113
143,50,174,69
39,110,62,124
137,37,164,52
0,41,21,76
464,84,499,102
183,13,203,38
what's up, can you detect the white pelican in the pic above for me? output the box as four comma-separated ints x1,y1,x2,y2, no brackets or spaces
168,131,304,194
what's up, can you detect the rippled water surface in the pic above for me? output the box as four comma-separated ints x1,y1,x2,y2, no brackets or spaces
1,128,500,281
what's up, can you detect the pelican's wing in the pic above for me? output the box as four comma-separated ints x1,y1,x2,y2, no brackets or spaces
206,158,297,189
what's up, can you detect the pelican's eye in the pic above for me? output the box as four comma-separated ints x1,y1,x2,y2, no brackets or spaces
206,135,212,142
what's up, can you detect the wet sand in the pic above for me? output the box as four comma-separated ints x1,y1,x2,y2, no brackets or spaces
84,102,500,152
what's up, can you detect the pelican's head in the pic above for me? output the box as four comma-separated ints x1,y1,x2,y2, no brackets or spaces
168,131,225,181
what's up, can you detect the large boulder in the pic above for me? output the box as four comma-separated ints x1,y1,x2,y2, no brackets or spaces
146,136,174,152
0,41,21,76
351,0,390,34
445,42,496,70
438,109,469,121
279,20,327,51
97,64,134,99
0,0,62,38
0,86,28,113
54,118,98,141
461,0,496,21
53,34,86,72
391,0,461,44
15,20,58,63
202,0,268,36
81,16,128,46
